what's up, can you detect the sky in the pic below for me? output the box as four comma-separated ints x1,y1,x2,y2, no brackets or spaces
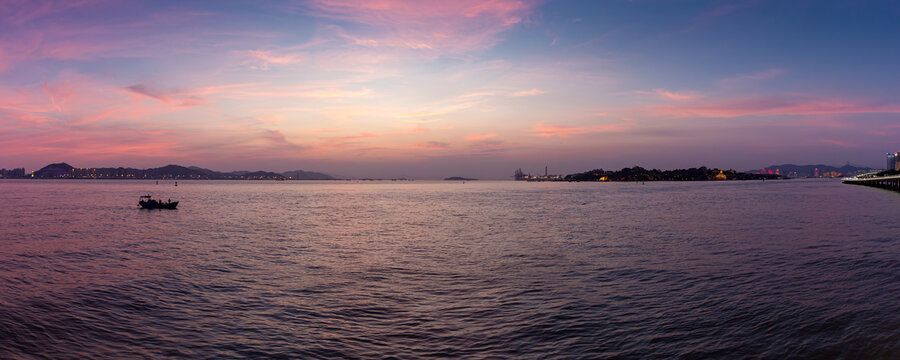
1,0,899,179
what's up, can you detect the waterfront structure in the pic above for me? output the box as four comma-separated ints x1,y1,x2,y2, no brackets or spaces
0,168,25,178
843,172,900,192
513,167,564,181
888,152,899,171
514,168,526,181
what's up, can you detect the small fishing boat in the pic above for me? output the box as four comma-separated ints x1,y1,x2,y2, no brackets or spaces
138,195,178,209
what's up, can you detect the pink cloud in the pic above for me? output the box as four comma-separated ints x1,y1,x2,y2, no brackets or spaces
0,74,323,168
396,101,482,118
720,68,785,88
183,82,269,97
255,129,307,152
413,141,451,149
0,75,109,116
467,139,507,154
650,96,900,118
511,88,547,97
0,0,109,26
654,89,702,101
0,45,9,73
633,89,703,101
400,126,429,134
0,5,268,75
124,85,210,108
190,83,372,100
531,119,635,138
459,91,496,99
819,139,859,148
0,111,50,126
296,88,372,99
302,0,538,53
465,133,498,141
243,49,304,70
324,133,379,143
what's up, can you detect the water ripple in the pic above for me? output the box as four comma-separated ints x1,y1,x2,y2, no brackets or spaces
0,179,898,358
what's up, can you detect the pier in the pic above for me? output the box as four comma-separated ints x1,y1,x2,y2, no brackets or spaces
842,173,900,191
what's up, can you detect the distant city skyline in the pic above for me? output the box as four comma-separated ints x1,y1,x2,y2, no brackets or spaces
1,1,899,179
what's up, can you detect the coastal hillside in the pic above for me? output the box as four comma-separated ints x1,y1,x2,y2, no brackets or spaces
26,163,335,180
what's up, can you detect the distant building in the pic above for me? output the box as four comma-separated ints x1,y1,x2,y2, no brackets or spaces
889,152,900,171
0,168,25,178
513,167,563,181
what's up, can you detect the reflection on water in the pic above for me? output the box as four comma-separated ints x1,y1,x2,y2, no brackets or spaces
1,179,898,358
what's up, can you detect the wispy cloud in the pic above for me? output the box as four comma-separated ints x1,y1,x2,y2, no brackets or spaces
467,140,507,154
396,94,485,118
0,0,109,26
124,85,210,108
243,49,304,70
323,133,378,143
720,68,785,88
414,141,451,149
511,88,547,97
634,89,703,101
204,84,373,100
687,0,763,32
400,126,429,134
464,133,498,141
459,91,496,99
695,0,761,21
819,139,859,148
531,119,634,138
650,96,900,118
301,0,539,53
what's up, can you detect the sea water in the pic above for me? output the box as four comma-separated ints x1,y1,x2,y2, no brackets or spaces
0,179,898,358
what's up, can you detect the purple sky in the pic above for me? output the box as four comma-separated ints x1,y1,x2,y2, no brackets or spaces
1,0,899,178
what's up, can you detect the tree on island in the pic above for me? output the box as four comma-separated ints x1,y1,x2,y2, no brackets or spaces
564,166,782,182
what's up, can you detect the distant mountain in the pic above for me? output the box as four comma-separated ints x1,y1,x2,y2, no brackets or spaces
188,166,225,177
32,162,75,178
146,165,206,178
444,176,477,181
240,171,285,179
26,162,335,180
190,166,334,180
281,169,336,180
748,164,876,178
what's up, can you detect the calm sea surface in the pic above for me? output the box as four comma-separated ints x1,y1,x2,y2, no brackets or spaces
0,179,898,359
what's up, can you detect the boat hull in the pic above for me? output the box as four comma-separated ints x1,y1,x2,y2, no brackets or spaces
138,201,178,209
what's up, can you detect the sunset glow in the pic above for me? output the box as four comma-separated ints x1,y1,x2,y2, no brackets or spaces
1,0,898,178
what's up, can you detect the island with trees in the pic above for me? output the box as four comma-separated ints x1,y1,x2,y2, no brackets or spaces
562,166,783,182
